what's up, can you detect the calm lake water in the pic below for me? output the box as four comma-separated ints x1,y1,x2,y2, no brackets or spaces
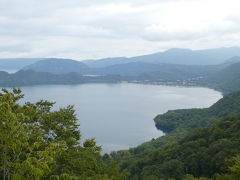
19,83,222,153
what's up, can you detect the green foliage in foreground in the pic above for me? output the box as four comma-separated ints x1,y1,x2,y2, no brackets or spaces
0,89,128,180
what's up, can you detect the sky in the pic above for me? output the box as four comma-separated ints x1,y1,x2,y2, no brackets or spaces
1,0,240,60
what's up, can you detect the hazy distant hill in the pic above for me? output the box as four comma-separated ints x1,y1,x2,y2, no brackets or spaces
91,62,222,80
131,48,214,65
82,47,240,67
0,58,42,72
223,56,240,64
23,58,89,74
206,61,240,93
83,48,213,67
82,57,129,68
196,46,240,62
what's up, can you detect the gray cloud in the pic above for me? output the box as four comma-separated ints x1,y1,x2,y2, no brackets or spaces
0,0,240,59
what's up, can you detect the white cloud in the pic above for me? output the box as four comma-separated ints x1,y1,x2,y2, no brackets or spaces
0,0,240,59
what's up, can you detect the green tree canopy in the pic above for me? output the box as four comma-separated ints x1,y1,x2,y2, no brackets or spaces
0,88,128,180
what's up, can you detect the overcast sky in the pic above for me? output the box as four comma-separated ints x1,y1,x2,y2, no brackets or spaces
0,0,240,60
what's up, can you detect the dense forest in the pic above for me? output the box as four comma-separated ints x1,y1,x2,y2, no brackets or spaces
123,114,240,180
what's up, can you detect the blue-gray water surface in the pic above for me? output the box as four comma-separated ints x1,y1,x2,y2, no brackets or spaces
19,83,222,153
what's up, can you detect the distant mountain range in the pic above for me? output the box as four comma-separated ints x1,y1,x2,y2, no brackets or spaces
22,58,225,81
1,47,240,74
17,47,240,76
0,58,239,95
1,47,240,94
82,47,240,67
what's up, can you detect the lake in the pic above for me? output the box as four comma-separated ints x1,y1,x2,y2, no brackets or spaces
19,83,222,153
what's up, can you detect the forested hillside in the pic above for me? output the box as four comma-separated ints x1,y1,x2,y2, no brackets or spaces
83,47,240,67
116,115,240,179
205,62,240,94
